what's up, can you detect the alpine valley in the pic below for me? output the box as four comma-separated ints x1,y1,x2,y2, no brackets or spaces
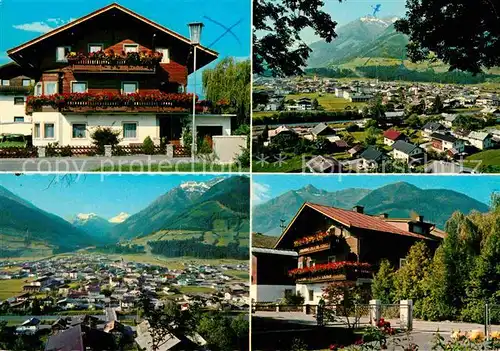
0,176,250,259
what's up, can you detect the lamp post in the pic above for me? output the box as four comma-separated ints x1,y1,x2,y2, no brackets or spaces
188,22,204,162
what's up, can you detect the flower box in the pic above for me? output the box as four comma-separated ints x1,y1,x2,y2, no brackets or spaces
289,261,372,279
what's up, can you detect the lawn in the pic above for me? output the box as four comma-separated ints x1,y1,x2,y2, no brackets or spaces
225,270,249,281
252,154,307,173
465,149,500,168
351,131,368,143
286,93,367,111
0,141,25,148
0,279,30,300
96,163,249,172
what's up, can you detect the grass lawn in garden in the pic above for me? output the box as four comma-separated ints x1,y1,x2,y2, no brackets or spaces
225,270,249,281
286,93,367,111
351,131,368,143
464,149,500,167
252,111,275,119
0,279,31,300
96,163,249,172
252,154,307,173
0,141,25,148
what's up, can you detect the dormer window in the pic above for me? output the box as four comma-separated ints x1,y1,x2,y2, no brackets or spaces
123,44,139,53
56,47,71,62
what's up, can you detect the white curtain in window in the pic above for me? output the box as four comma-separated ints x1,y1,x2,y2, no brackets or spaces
123,123,137,138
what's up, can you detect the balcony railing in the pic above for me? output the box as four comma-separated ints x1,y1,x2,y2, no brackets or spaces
26,93,194,114
298,242,331,255
67,51,162,74
71,58,156,73
289,261,372,283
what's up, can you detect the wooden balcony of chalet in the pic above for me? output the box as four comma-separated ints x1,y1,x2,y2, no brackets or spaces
289,261,373,284
70,58,157,74
0,85,31,94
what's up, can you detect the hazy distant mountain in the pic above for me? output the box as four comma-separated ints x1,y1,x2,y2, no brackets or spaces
307,16,401,67
0,186,92,252
252,185,371,235
71,213,115,242
253,182,489,235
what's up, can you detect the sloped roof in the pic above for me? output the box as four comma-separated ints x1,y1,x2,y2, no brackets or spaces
306,155,341,173
392,140,419,154
7,3,217,60
311,123,334,136
468,131,491,141
383,129,403,141
275,203,433,249
360,146,385,161
423,122,446,131
430,132,458,143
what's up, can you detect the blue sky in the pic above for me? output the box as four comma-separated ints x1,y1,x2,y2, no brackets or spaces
301,0,408,43
252,175,500,207
0,0,251,95
0,173,226,220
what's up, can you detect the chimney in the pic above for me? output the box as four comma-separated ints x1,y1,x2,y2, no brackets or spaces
418,215,424,222
353,205,364,214
379,213,388,219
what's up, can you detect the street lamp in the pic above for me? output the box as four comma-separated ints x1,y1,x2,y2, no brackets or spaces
188,22,204,162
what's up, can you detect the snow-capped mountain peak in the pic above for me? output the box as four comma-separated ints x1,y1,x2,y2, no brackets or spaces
109,212,130,223
180,177,226,194
360,16,398,27
76,213,98,222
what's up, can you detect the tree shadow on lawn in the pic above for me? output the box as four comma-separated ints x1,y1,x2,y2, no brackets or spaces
251,316,360,350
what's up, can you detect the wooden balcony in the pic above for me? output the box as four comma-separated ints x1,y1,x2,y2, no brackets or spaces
28,101,189,114
295,271,373,284
298,242,331,255
0,85,31,94
70,58,156,74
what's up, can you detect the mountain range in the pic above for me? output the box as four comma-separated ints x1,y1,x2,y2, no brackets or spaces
307,16,407,68
253,182,489,235
0,176,250,257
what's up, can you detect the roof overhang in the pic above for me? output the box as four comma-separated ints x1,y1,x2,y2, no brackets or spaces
7,3,218,70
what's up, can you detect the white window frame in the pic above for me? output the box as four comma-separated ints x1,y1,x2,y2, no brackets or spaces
123,44,139,53
22,79,31,87
122,122,138,140
71,123,87,139
156,47,170,64
71,81,88,93
34,123,41,139
399,258,407,268
14,117,24,123
43,123,56,140
14,97,25,105
121,81,138,95
35,83,42,96
1,80,10,86
56,46,71,62
88,43,104,53
44,81,58,96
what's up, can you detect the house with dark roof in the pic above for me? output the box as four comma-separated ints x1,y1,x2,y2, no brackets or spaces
306,155,343,173
391,140,424,164
422,122,448,138
383,129,407,146
45,324,114,351
359,146,388,170
262,202,444,304
430,132,465,153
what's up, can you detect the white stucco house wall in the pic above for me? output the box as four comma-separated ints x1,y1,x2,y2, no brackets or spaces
0,95,32,136
31,112,233,147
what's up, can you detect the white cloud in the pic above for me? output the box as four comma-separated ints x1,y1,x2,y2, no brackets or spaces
252,182,271,206
13,17,75,33
13,22,54,33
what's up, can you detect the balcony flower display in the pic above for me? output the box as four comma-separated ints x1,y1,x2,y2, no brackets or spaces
288,261,371,278
27,92,196,110
294,231,332,247
66,49,163,69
